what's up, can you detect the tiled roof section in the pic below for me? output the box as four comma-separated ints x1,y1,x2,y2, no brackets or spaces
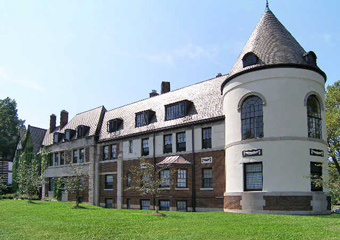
42,106,106,146
99,76,226,142
27,125,47,153
157,155,191,165
228,10,321,77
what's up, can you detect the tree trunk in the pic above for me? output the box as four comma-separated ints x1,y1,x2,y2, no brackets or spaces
76,191,79,207
331,155,340,175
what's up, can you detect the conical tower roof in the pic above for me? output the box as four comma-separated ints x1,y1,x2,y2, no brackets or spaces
222,8,326,89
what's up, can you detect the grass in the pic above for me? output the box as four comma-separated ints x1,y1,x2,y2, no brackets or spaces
0,200,340,240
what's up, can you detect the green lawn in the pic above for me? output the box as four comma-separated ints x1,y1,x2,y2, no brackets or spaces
0,200,339,240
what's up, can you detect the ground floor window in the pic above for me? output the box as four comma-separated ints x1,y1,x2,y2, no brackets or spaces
311,162,323,191
159,200,170,211
49,178,54,192
127,198,131,209
106,199,113,208
244,162,263,191
141,200,150,210
177,201,187,212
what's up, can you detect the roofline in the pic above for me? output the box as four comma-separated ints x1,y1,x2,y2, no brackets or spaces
28,125,47,131
221,64,327,93
75,105,106,116
106,75,228,112
98,115,225,143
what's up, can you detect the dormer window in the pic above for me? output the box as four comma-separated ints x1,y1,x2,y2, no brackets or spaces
64,129,76,141
303,51,317,67
135,110,155,127
53,132,64,143
107,118,123,132
165,100,193,121
77,125,90,138
242,52,259,68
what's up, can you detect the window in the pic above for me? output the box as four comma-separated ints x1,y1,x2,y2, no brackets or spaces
103,146,109,160
53,133,59,143
60,152,65,165
202,127,212,149
79,148,85,163
142,174,150,188
165,100,193,121
126,173,131,187
176,132,186,152
64,129,76,141
244,163,263,191
177,169,187,188
311,162,323,191
241,96,263,140
49,154,53,166
142,138,149,156
160,169,170,188
307,95,322,139
73,150,78,164
49,178,54,192
164,134,172,153
54,153,59,166
303,51,317,67
202,168,213,188
126,199,131,209
177,201,187,212
165,101,191,120
159,200,170,211
242,52,259,67
135,110,155,127
111,144,117,159
129,140,133,153
77,125,90,138
107,118,123,132
106,199,113,208
105,175,113,189
141,200,150,210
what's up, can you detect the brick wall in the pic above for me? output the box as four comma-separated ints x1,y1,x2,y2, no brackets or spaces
263,196,312,211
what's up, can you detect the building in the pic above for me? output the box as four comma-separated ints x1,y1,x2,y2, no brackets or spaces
38,4,330,214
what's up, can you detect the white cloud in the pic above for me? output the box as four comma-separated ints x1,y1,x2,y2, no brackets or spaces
0,67,44,91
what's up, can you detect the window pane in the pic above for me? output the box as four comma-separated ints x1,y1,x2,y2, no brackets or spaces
79,149,84,163
105,175,113,189
160,170,170,188
177,169,187,188
73,150,78,163
177,201,187,211
111,144,117,159
106,199,113,208
245,163,263,191
307,96,322,139
103,146,109,160
142,139,149,156
164,134,172,153
202,168,213,188
241,96,263,140
141,200,150,210
311,162,323,191
159,200,170,211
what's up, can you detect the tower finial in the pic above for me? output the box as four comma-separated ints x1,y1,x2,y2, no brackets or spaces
265,0,270,12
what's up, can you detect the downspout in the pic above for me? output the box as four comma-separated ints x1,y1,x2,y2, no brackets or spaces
191,124,196,212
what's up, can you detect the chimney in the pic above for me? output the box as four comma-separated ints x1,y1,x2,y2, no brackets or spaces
60,110,68,129
149,90,159,98
50,114,56,132
161,81,170,94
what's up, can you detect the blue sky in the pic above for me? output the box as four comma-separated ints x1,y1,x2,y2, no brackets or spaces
0,0,339,129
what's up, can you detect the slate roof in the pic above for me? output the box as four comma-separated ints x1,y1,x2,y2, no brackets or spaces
225,9,325,84
42,106,106,146
26,125,47,153
157,155,191,165
99,76,226,142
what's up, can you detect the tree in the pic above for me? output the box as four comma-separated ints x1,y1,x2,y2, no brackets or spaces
0,176,7,196
126,158,173,213
0,97,24,160
15,152,42,203
63,164,89,208
326,81,340,175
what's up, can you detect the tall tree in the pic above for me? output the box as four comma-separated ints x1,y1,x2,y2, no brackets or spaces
0,97,24,160
326,81,340,174
126,158,173,213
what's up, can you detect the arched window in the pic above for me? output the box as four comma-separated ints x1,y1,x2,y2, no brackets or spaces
242,52,259,68
241,96,263,140
307,95,322,139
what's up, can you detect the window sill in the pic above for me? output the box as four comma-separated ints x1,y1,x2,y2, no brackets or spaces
175,188,189,191
104,189,114,191
200,188,214,191
101,159,118,163
159,188,170,191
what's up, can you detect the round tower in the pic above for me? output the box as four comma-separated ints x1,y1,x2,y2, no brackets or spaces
222,6,330,214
